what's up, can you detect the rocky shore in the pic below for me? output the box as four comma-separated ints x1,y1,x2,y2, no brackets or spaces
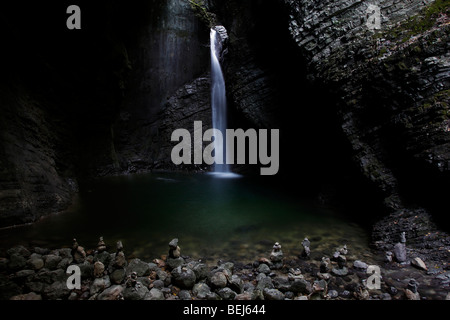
1,236,448,300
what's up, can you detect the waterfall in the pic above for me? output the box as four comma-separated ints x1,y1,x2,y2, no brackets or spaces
210,28,229,173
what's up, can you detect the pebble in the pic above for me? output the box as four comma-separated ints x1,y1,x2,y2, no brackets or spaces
411,257,427,271
257,263,271,275
209,271,227,289
353,260,368,270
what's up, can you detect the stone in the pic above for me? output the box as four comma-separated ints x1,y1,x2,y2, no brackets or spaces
320,257,331,273
34,247,50,255
381,293,392,300
97,236,106,252
8,254,27,271
257,263,271,275
400,232,406,243
270,242,283,266
27,257,44,270
127,258,150,277
43,281,71,299
14,269,35,279
385,251,393,263
123,285,149,300
152,279,164,289
190,262,208,280
405,289,420,300
166,257,184,269
90,276,111,295
168,238,181,258
273,276,291,292
57,248,72,259
340,290,351,298
229,274,243,294
411,257,427,271
43,254,62,270
94,261,105,278
256,273,266,282
94,251,111,266
57,257,71,270
156,270,171,286
317,272,331,280
10,292,42,300
337,255,347,268
263,288,285,300
339,244,348,255
313,279,327,294
114,251,127,268
256,276,274,292
146,288,165,300
328,289,338,299
301,238,311,258
235,292,253,300
331,267,348,277
72,239,86,263
407,279,419,293
0,258,8,271
97,285,124,300
217,287,237,300
353,260,368,270
116,241,124,253
110,268,126,284
209,271,227,289
172,266,196,289
393,242,407,263
7,245,31,258
193,282,212,299
77,261,94,279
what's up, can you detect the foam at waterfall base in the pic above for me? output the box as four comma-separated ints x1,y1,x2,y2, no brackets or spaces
206,172,243,179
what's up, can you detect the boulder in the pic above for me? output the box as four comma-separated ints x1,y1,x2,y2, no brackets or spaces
97,285,124,300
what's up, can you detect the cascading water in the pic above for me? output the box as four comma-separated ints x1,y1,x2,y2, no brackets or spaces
210,28,229,173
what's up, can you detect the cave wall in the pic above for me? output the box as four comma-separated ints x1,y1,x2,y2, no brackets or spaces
0,1,212,226
112,0,212,173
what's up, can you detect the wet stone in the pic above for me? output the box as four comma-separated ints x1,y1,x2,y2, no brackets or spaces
172,266,196,289
123,285,149,300
166,257,184,270
393,243,407,263
353,260,368,270
257,263,271,275
110,268,126,284
8,254,27,271
263,288,285,300
193,282,211,299
209,271,227,289
97,285,124,300
90,276,111,295
127,258,150,277
146,288,165,300
217,287,237,300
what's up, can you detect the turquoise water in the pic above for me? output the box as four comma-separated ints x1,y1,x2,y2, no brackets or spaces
0,172,371,263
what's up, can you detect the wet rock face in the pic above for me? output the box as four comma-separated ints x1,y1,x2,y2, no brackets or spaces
282,0,450,243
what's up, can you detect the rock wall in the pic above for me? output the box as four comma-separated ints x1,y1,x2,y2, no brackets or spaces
283,0,449,248
112,0,211,174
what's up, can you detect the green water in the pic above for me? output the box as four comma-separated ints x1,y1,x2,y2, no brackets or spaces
0,172,371,264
